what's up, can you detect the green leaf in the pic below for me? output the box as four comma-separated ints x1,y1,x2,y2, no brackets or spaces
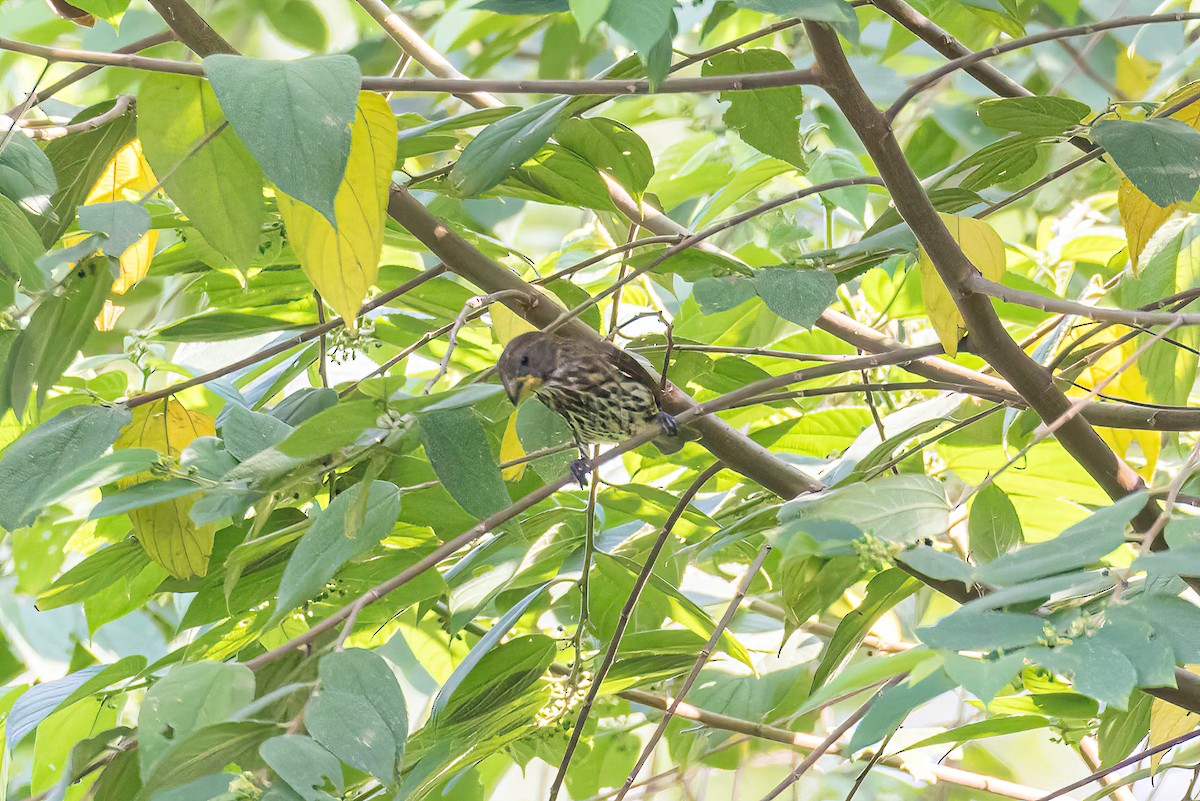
38,99,137,246
274,480,401,622
694,275,757,314
0,119,57,213
798,647,935,715
305,692,395,783
76,200,150,259
968,484,1023,563
90,478,204,519
780,474,949,545
138,661,257,779
597,553,755,668
62,0,129,25
37,538,150,610
203,55,360,223
312,649,407,778
138,73,266,265
810,569,919,691
702,49,806,170
155,311,310,342
420,406,511,519
260,735,341,801
221,404,295,460
432,583,548,718
274,399,381,458
6,664,106,748
0,403,130,531
570,0,610,34
603,0,674,55
903,714,1048,751
514,398,574,481
475,0,568,11
450,96,573,197
978,96,1091,136
7,255,112,415
265,0,330,51
918,611,1046,651
144,721,276,794
1092,118,1200,207
975,493,1142,587
733,0,856,24
1098,691,1152,767
554,117,654,197
848,670,957,753
753,267,837,328
0,192,47,292
896,545,976,585
808,149,868,221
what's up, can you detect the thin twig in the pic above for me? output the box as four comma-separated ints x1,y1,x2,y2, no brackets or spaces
887,12,1200,120
127,263,447,408
1138,436,1200,555
4,31,177,117
547,463,725,801
613,544,771,801
138,119,228,203
18,93,134,140
756,675,907,801
424,289,530,393
312,292,330,389
571,445,601,687
1034,728,1200,801
0,37,821,94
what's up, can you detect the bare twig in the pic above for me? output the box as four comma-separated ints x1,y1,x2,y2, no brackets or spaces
547,463,725,801
424,289,530,393
756,675,907,801
18,93,134,140
613,544,771,800
0,37,820,95
126,264,447,409
887,12,1200,120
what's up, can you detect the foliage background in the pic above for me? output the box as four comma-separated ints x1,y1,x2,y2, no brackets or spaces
1,0,1200,799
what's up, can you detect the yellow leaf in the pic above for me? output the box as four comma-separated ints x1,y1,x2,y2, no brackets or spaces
491,302,537,345
84,139,159,295
1114,84,1200,270
1069,327,1159,480
500,413,526,481
918,213,1006,356
1150,668,1200,772
1115,48,1160,100
114,399,216,579
1118,179,1176,272
278,92,397,330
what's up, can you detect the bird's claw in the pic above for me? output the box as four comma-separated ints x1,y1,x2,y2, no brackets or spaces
571,457,591,488
657,411,679,437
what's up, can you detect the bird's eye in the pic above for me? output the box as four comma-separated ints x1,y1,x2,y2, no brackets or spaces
520,355,529,367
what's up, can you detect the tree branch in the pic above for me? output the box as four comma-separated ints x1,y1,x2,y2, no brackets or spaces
0,37,819,95
971,274,1200,327
888,12,1200,120
805,21,1157,531
385,186,824,498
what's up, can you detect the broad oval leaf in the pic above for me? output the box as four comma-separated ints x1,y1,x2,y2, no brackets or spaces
114,399,218,579
138,73,266,265
203,54,360,222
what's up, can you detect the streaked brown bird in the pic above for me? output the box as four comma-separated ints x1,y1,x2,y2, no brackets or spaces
498,331,683,486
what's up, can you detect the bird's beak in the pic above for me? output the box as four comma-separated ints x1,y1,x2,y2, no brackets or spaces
504,374,541,405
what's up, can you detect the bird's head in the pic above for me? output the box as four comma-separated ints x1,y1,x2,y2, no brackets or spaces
497,331,558,405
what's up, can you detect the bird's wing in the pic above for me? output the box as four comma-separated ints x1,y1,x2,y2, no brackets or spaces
600,340,665,404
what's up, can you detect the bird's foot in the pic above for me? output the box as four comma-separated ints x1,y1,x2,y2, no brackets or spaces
570,457,592,488
657,411,679,437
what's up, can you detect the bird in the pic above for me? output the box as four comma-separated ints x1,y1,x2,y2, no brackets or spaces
497,330,684,486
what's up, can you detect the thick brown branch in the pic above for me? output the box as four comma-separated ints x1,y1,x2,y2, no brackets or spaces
386,186,823,498
806,21,1155,530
